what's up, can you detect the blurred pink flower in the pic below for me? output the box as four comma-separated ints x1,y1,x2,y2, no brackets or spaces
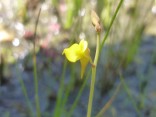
49,23,60,35
23,30,34,41
59,2,67,12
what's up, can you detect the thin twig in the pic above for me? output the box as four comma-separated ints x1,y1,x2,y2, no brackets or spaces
96,83,121,117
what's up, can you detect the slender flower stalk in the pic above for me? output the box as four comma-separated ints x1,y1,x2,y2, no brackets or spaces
87,32,100,117
87,0,124,115
87,10,101,117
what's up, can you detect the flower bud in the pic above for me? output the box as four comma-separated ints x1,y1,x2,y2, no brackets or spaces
91,10,101,33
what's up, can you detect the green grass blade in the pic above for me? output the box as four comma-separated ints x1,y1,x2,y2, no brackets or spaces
53,60,67,117
119,73,141,117
100,0,124,52
68,69,91,117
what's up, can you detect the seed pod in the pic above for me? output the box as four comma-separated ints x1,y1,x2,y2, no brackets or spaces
91,10,101,33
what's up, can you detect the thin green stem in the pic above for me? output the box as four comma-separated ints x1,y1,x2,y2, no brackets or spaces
68,69,91,117
33,56,41,117
86,0,125,116
100,0,124,53
96,83,121,117
16,64,34,117
61,64,75,114
53,60,67,117
94,34,100,65
87,33,100,117
33,8,41,117
119,73,141,117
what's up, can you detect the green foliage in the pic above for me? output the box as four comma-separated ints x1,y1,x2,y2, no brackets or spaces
64,0,82,29
0,0,155,117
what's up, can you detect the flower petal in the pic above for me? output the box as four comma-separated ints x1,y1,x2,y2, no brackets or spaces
62,44,82,62
79,40,88,52
80,57,89,78
80,48,91,78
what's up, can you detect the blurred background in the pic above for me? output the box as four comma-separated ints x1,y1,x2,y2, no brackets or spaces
0,0,156,117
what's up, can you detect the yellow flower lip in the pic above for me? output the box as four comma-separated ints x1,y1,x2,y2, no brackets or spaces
62,39,92,78
62,39,88,62
62,43,81,62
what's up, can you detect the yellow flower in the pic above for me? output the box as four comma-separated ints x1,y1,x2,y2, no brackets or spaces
62,40,92,78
